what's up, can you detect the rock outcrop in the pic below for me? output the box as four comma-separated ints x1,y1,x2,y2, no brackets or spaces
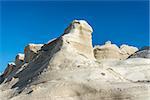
0,20,150,100
24,44,43,63
120,44,138,58
63,20,94,59
93,41,138,60
40,20,95,70
0,62,16,82
15,53,24,68
94,41,122,60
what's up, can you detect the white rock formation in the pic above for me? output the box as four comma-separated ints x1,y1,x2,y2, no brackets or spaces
63,20,94,59
0,20,150,100
98,58,150,82
120,44,138,59
94,41,138,60
94,41,121,60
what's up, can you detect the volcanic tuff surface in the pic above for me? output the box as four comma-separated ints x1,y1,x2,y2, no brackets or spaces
0,20,150,100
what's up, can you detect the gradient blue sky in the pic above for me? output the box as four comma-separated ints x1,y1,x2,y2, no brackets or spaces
0,1,149,73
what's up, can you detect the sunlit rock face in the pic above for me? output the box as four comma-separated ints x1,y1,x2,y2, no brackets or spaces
40,20,95,71
93,41,138,60
0,20,150,100
120,44,138,59
94,41,121,60
24,44,43,63
63,20,94,59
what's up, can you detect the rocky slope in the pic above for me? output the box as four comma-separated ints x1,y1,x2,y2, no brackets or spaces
0,20,150,100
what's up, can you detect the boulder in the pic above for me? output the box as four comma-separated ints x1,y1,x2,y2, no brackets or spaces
24,44,43,63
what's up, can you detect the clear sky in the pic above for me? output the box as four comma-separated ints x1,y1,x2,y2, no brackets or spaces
0,1,149,73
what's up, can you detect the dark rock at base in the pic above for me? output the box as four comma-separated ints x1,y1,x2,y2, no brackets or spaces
129,46,150,58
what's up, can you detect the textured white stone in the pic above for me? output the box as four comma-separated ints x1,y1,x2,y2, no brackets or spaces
63,20,94,59
93,41,122,60
120,44,138,58
94,42,138,60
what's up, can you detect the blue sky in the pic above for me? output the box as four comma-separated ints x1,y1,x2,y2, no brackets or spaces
0,1,149,73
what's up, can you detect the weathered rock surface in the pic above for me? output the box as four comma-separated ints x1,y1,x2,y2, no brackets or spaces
98,58,150,82
2,63,16,79
63,20,94,59
24,44,43,63
0,20,150,100
94,41,138,60
15,53,24,68
0,63,16,83
129,46,150,58
94,41,122,60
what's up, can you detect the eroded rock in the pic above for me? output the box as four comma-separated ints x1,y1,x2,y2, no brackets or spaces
94,41,122,60
15,53,24,67
1,62,16,79
120,44,138,59
63,20,94,59
24,44,43,63
94,41,138,60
